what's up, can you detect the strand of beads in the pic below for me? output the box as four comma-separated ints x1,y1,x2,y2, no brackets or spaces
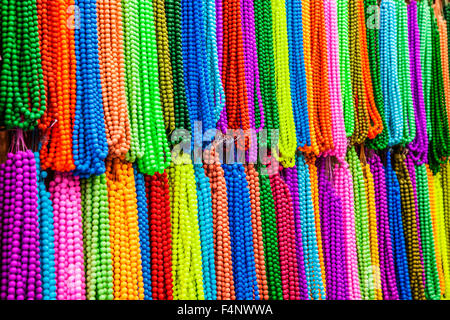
168,157,205,300
440,163,450,297
153,0,175,131
257,165,283,300
144,171,173,300
223,163,259,300
254,0,279,149
379,0,404,147
282,166,309,299
244,164,269,300
134,166,152,300
385,150,412,300
34,151,56,300
269,163,299,299
80,174,113,300
105,159,144,300
317,157,347,300
415,163,440,299
347,147,373,299
0,0,46,129
395,0,416,145
408,0,429,164
193,164,217,300
203,148,235,300
435,2,450,124
96,0,131,158
368,152,399,300
392,151,425,300
37,0,76,172
49,172,85,300
332,159,360,299
296,156,325,300
336,0,355,138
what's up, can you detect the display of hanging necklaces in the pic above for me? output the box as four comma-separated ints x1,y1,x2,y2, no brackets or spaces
435,1,450,123
0,0,46,130
96,0,131,158
193,164,217,300
49,172,85,300
337,0,356,138
385,150,412,300
415,163,441,300
153,0,175,132
105,158,144,300
34,151,56,300
286,0,313,151
379,0,404,147
168,157,205,300
367,152,399,300
244,164,269,300
395,0,416,145
408,0,429,165
282,166,309,300
144,171,173,300
392,151,425,300
73,0,108,177
257,164,283,300
80,174,113,300
325,0,347,160
347,147,373,299
254,0,280,149
317,157,347,300
134,166,152,300
37,0,76,172
348,0,383,144
203,148,235,300
365,0,389,150
296,155,326,300
428,7,450,174
333,157,361,300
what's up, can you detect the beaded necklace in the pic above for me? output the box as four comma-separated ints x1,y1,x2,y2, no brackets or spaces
244,164,269,300
153,0,175,132
365,0,389,150
282,166,309,299
385,150,412,300
333,158,361,300
286,0,312,150
134,166,152,300
257,165,283,300
34,151,56,300
435,1,450,124
254,0,280,149
168,158,205,300
368,152,399,300
392,151,425,299
80,174,113,300
223,163,259,300
379,0,404,147
269,165,299,299
73,0,108,177
395,0,416,145
415,163,440,299
337,0,356,138
347,147,373,299
408,0,429,164
37,0,76,172
144,171,174,300
96,0,131,158
0,0,46,130
296,155,325,300
105,158,144,300
440,163,450,296
203,149,235,300
317,157,347,300
49,172,85,300
193,164,217,300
